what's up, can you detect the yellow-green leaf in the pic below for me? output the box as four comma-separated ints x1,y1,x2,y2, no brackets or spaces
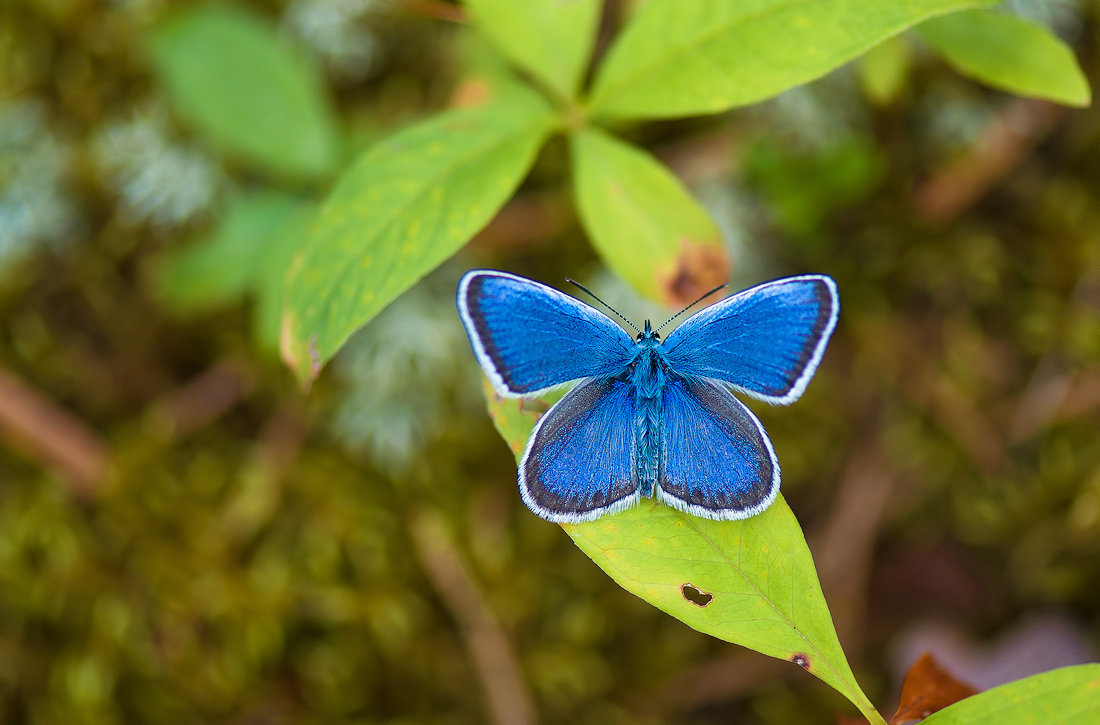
281,88,557,383
465,0,601,102
922,664,1100,724
917,10,1091,107
570,128,728,306
483,384,883,724
588,0,997,119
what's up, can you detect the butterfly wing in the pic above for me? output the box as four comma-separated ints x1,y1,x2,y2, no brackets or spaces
662,275,838,405
458,270,636,397
520,377,640,522
657,376,779,520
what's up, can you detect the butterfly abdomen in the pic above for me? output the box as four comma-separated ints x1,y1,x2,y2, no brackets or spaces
631,350,665,496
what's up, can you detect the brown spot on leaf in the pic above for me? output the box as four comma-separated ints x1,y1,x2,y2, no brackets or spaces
681,583,713,607
791,653,811,670
656,239,730,308
889,653,978,725
450,77,492,108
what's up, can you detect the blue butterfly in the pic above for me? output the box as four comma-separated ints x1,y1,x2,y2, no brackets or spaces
457,270,839,523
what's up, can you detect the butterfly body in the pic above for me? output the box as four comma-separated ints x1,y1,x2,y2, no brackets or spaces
457,270,838,523
628,325,665,496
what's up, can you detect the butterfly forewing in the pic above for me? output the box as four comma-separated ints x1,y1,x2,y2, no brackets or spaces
520,377,640,522
458,271,635,397
657,377,779,520
662,275,838,405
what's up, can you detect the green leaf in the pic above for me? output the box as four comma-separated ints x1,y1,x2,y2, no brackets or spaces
281,88,557,383
857,36,912,106
465,0,602,102
744,137,886,236
570,128,729,306
922,664,1100,724
149,5,339,179
156,191,314,351
588,0,998,119
482,385,884,725
917,10,1091,107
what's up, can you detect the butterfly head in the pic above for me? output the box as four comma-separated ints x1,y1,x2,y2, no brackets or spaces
636,320,661,343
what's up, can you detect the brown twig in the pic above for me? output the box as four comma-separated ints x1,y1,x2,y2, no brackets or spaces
144,358,254,440
410,509,537,725
914,99,1066,225
0,365,109,497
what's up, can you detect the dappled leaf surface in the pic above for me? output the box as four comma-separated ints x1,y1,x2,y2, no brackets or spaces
149,5,339,179
917,10,1091,107
921,664,1100,724
281,88,556,383
570,128,728,305
465,0,601,102
890,653,978,724
588,0,997,119
483,383,881,723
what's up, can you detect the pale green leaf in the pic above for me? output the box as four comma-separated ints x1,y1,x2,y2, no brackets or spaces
465,0,602,102
917,10,1091,107
482,384,883,724
570,128,729,305
588,0,997,119
281,89,557,383
922,664,1100,724
150,5,339,179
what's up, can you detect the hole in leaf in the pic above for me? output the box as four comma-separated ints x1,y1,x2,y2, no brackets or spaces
681,583,713,607
791,653,811,670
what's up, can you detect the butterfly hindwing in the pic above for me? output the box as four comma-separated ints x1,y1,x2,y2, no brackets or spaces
657,376,779,520
520,377,640,523
458,270,635,397
662,275,838,405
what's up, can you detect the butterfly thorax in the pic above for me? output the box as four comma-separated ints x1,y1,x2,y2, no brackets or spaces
630,324,668,496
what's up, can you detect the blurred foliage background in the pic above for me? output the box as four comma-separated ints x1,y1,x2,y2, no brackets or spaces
1,0,1098,722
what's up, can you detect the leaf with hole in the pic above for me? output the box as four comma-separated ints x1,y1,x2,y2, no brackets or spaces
482,385,883,724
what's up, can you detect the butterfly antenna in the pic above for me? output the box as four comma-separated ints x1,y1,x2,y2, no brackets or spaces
565,278,641,334
654,283,729,333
